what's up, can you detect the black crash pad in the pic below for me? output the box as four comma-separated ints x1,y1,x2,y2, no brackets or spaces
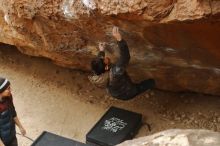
86,106,142,146
31,131,88,146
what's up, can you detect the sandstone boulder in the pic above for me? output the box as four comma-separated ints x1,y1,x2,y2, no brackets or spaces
117,129,220,146
0,0,220,95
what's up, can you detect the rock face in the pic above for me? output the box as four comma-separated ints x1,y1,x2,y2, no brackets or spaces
0,0,220,95
117,129,220,146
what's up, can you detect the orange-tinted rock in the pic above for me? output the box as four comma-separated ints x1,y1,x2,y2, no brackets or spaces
0,0,219,95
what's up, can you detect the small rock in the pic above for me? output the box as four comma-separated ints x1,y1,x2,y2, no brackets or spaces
198,112,202,116
190,116,195,120
213,119,217,123
170,122,175,125
149,91,154,96
181,114,186,118
145,93,150,98
175,117,181,121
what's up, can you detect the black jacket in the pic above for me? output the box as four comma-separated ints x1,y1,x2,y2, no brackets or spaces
98,40,137,100
0,96,17,145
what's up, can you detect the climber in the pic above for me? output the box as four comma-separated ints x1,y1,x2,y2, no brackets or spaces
0,77,26,146
89,26,155,100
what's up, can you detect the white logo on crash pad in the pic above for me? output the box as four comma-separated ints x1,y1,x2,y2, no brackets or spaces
102,117,127,133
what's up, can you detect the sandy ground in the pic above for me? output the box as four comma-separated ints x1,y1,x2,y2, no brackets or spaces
0,44,220,146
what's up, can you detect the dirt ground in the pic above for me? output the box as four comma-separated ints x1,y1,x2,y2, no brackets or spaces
0,44,220,146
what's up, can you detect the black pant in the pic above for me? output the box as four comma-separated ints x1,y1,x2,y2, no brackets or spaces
118,79,155,100
136,79,156,94
7,137,18,146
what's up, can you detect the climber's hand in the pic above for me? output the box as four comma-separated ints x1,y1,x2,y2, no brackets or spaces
99,42,106,51
112,26,122,41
